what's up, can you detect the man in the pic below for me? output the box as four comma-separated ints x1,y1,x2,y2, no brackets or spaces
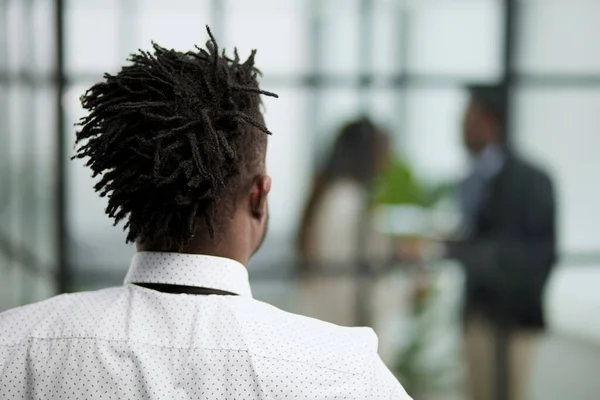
448,85,557,400
0,28,410,399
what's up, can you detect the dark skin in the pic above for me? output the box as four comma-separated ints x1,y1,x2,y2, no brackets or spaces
462,100,502,155
137,174,271,267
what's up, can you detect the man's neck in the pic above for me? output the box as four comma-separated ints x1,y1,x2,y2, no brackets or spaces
136,240,250,267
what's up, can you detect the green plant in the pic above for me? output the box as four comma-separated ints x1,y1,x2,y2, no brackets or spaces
375,157,424,206
392,279,439,394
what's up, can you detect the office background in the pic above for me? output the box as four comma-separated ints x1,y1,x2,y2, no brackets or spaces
2,0,600,399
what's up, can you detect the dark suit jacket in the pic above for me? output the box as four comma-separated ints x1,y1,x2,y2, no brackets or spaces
449,151,557,329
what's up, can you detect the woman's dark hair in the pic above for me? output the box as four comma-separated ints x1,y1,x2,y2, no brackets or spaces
321,118,383,185
73,26,277,250
297,118,387,258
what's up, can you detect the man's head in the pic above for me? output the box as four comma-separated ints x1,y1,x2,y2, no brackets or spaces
462,85,506,155
74,27,277,263
324,118,389,184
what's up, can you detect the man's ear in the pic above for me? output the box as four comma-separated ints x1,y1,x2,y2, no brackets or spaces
249,175,271,220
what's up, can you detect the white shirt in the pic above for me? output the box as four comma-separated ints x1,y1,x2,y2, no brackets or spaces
309,180,365,264
307,179,390,265
0,252,410,399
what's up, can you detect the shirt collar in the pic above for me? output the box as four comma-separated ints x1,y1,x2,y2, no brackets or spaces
124,252,252,297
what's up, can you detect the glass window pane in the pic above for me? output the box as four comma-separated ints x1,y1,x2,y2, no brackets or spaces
32,0,55,75
369,88,401,131
262,87,311,238
319,0,361,76
403,88,469,182
309,87,366,178
405,0,502,79
223,0,309,77
517,0,600,74
0,263,23,310
3,85,57,278
0,87,8,227
0,255,11,310
66,0,121,74
250,278,300,313
0,8,5,73
514,88,600,254
19,87,41,263
2,85,29,246
6,0,27,74
33,87,57,269
315,88,363,151
0,83,55,309
134,0,211,54
30,272,55,304
64,84,134,274
372,0,404,76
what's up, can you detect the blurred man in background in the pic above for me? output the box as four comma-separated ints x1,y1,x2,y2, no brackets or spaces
0,27,410,399
447,85,557,400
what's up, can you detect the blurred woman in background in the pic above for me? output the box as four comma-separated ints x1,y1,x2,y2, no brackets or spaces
296,118,391,325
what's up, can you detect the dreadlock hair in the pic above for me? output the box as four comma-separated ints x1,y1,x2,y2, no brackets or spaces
73,26,278,250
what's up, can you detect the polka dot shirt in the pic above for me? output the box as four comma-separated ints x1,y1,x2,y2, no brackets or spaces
0,252,411,399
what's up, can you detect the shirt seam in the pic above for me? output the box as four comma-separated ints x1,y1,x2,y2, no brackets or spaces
0,336,367,376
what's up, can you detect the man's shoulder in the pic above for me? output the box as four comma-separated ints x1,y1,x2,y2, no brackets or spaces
0,287,124,346
237,298,380,372
283,309,379,352
244,297,378,346
507,153,552,182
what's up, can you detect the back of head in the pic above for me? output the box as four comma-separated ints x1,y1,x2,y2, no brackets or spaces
74,27,277,251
